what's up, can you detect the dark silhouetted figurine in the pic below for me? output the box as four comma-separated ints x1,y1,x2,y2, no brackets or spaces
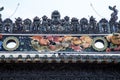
47,18,52,33
14,17,23,33
61,19,65,27
89,16,97,33
51,10,61,25
64,16,70,33
51,10,62,33
0,8,119,34
0,6,4,33
0,6,4,21
0,14,2,33
3,18,13,33
99,18,110,33
80,18,88,34
23,18,32,32
0,14,2,21
41,15,48,33
109,5,118,32
32,16,41,33
71,17,79,33
116,20,120,33
60,19,65,33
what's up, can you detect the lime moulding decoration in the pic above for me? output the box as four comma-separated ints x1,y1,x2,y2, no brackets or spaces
0,5,120,63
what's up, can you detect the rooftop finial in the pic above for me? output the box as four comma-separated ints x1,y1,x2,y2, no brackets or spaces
0,6,4,18
0,6,4,12
109,5,118,22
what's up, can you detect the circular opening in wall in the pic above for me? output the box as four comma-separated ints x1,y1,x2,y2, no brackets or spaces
92,37,108,51
3,37,19,51
6,40,17,49
94,41,104,49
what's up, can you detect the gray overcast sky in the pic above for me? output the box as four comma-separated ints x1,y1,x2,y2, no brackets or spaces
0,0,120,21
